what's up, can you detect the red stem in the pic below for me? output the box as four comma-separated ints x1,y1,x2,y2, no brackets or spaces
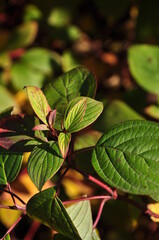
71,165,117,199
93,198,110,229
24,221,41,240
0,215,24,240
63,195,112,205
0,204,26,212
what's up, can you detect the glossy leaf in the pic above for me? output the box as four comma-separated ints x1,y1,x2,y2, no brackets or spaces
66,200,93,240
44,66,97,130
64,97,103,133
92,120,159,201
58,132,71,159
128,44,159,94
27,141,63,190
26,187,81,239
26,86,51,125
0,148,23,185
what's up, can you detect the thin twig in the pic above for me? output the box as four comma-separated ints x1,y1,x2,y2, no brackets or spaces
7,184,16,206
70,165,117,199
0,187,26,205
0,204,26,212
63,195,112,205
93,198,111,229
56,167,70,196
0,214,24,240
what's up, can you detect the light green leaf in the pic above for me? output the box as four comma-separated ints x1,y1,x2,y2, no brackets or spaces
26,86,51,125
64,98,87,131
11,62,44,90
92,120,159,201
26,187,81,240
27,141,63,190
58,132,71,159
2,21,38,51
22,48,53,74
4,234,10,240
145,104,159,120
0,86,15,112
44,66,97,130
92,229,101,240
66,201,93,240
64,97,103,133
128,44,159,94
0,148,23,185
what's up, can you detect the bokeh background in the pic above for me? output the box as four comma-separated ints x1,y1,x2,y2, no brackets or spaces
0,0,159,239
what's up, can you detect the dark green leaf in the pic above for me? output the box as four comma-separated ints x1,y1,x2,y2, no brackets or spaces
92,120,159,201
0,148,22,185
64,97,103,133
26,187,81,239
44,66,97,130
94,100,143,131
66,201,93,240
128,44,159,94
27,141,63,190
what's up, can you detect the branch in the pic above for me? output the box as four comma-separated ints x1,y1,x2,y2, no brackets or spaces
93,198,110,229
70,165,117,199
0,214,24,240
0,204,26,212
63,195,112,205
0,187,26,205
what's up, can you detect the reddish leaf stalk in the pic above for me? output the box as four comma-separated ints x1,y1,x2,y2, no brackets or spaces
71,165,117,199
93,198,110,229
63,195,112,205
0,215,24,240
24,221,41,240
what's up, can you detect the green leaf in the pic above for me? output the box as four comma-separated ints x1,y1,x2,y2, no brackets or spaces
11,61,44,91
0,107,14,120
22,48,53,74
58,132,71,159
26,86,51,125
4,234,10,240
0,148,22,185
27,141,63,190
92,120,159,201
66,201,93,240
26,187,81,239
128,44,159,94
44,66,97,130
145,104,159,120
92,229,101,240
64,97,103,133
0,86,15,112
3,21,38,51
94,100,143,132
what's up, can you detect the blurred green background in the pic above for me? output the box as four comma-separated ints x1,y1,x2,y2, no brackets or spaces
1,0,159,239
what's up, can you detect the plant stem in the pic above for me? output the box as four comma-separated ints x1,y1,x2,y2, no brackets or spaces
70,165,117,199
7,183,16,206
63,195,112,205
0,214,24,240
56,167,70,196
24,221,41,240
0,204,26,212
93,198,110,229
0,187,26,205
